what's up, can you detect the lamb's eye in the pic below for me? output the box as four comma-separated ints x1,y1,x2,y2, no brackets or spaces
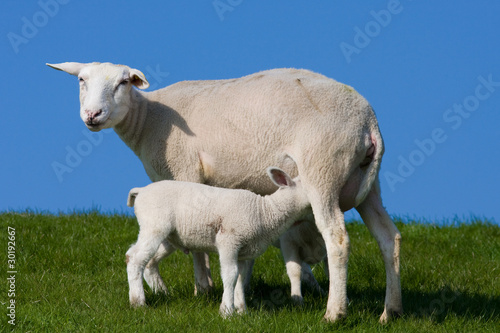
119,79,129,86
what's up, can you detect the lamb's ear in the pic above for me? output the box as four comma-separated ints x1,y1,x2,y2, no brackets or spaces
46,62,88,76
129,68,149,89
267,167,295,188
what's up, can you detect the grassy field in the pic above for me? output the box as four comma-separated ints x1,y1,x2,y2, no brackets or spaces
0,212,498,332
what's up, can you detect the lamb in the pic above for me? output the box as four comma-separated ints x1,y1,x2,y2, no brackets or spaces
126,167,310,316
47,62,402,323
276,218,328,303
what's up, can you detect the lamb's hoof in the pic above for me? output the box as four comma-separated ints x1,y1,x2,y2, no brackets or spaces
236,307,248,315
318,288,327,297
144,273,168,295
379,308,403,324
194,283,214,296
129,298,146,308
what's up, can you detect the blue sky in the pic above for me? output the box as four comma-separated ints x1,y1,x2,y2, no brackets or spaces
1,1,499,224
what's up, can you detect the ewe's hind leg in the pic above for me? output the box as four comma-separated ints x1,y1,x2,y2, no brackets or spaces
320,208,350,322
298,148,354,322
126,235,164,307
193,252,214,295
356,180,402,323
143,240,176,294
307,191,350,322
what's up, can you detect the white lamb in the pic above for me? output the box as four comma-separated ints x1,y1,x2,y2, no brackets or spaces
125,167,310,316
47,62,402,322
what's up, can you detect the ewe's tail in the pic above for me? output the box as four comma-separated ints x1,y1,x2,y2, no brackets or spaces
127,188,141,207
354,126,384,207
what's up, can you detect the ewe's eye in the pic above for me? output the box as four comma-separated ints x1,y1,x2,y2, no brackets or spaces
119,79,129,86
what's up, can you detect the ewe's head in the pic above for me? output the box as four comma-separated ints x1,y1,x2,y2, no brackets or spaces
47,62,149,132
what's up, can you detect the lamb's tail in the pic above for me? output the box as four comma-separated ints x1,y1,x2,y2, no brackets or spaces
354,125,384,207
127,188,141,207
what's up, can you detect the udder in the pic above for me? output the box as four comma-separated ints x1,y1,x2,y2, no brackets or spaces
339,167,363,212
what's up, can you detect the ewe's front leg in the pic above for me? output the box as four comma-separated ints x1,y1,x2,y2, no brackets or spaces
143,240,176,294
193,252,214,295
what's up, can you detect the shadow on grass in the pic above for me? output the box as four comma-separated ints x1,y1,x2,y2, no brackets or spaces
348,285,499,323
143,280,498,325
403,287,499,322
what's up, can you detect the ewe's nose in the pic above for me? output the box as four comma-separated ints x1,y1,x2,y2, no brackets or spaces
85,109,102,122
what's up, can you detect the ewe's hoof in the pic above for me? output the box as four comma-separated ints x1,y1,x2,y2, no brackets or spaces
219,305,235,319
379,308,403,324
323,309,347,323
129,299,146,308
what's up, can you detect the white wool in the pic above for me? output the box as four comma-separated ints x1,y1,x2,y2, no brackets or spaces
126,168,310,316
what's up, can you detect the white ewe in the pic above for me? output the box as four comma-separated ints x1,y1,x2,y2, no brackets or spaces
126,168,310,316
47,62,402,322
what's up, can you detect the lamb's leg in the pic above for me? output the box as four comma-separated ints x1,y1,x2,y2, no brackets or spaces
143,240,176,294
193,252,214,295
126,235,164,307
234,260,250,314
356,180,403,323
242,259,254,292
280,238,304,304
218,251,239,318
301,262,326,296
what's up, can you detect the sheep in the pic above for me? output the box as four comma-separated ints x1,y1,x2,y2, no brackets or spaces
126,167,310,316
47,62,402,323
276,217,328,303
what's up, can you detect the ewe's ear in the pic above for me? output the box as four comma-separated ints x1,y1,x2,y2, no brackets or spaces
46,62,88,76
267,167,294,188
129,68,149,89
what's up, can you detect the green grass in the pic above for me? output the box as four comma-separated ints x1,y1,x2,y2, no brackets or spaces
0,212,498,332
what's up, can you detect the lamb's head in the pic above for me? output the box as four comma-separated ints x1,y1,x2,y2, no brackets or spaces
47,62,149,132
267,167,310,212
